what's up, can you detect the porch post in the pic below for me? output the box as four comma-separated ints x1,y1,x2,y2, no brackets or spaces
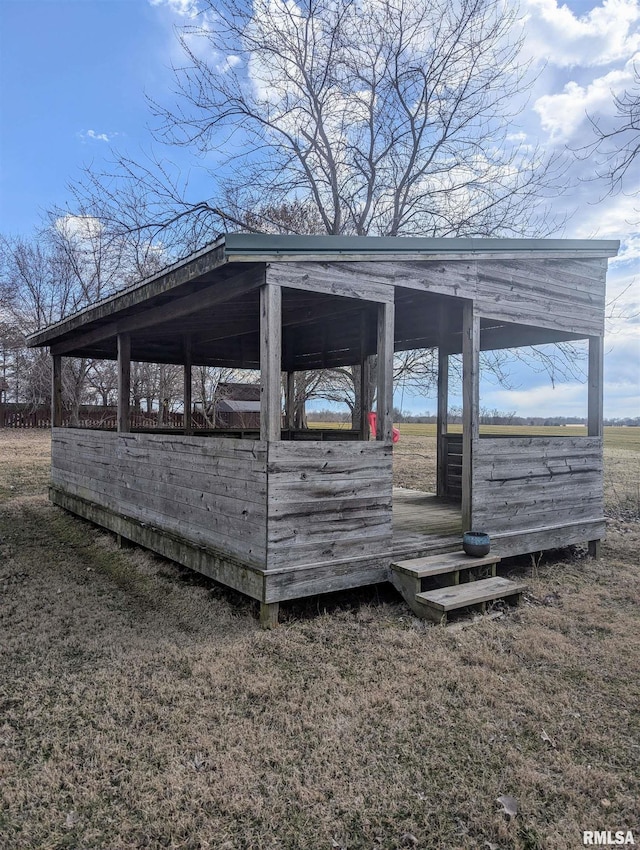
285,370,296,431
260,283,282,442
52,354,63,428
183,335,193,436
117,333,131,433
358,310,373,439
588,336,604,437
461,302,480,530
436,349,449,497
588,335,604,558
376,301,395,441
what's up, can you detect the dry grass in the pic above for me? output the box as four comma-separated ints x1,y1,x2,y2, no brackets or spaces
1,429,638,850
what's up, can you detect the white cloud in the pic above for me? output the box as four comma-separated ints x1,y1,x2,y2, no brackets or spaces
533,64,635,141
148,0,201,18
78,129,117,143
522,0,640,68
482,382,588,417
54,214,103,242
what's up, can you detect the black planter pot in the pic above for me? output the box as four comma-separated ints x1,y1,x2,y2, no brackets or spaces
462,531,491,557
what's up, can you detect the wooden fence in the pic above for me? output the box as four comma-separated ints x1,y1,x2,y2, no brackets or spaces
0,404,188,430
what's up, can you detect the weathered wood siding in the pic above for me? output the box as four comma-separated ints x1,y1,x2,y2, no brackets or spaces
389,257,607,336
471,436,604,552
51,428,268,568
266,441,393,571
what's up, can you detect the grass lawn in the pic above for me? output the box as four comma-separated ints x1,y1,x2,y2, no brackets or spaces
0,428,638,850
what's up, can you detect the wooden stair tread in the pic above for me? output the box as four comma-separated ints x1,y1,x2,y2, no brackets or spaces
391,550,500,578
416,577,527,612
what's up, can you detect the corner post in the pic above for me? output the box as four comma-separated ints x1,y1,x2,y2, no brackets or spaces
183,335,193,436
376,301,394,441
260,283,282,442
436,349,449,497
588,335,604,558
117,333,131,433
588,336,604,437
51,354,63,428
461,302,480,530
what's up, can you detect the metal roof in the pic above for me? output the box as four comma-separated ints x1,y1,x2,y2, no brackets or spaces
224,233,620,258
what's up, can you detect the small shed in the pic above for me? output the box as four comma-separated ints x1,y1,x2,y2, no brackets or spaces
214,382,261,430
28,235,619,624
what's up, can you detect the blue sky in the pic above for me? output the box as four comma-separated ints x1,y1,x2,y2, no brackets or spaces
0,0,638,418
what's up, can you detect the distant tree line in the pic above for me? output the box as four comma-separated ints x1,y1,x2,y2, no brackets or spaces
309,408,640,427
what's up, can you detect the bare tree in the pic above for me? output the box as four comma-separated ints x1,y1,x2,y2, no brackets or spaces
62,0,578,423
69,0,565,253
584,62,640,199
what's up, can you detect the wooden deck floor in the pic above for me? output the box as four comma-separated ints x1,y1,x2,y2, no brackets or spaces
392,487,462,559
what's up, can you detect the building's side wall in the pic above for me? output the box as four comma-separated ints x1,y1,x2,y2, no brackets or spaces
265,441,393,600
51,429,268,569
471,436,604,555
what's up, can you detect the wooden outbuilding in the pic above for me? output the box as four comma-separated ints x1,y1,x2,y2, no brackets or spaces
28,235,619,625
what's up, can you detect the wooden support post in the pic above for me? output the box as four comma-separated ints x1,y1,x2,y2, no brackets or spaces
588,539,601,559
436,349,449,497
461,302,480,531
362,357,374,439
183,335,193,436
285,371,296,431
358,311,372,439
588,336,604,437
587,336,603,557
51,354,63,428
260,284,282,442
260,601,279,629
117,333,131,434
376,301,395,441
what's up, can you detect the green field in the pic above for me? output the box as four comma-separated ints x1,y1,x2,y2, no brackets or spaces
310,421,640,449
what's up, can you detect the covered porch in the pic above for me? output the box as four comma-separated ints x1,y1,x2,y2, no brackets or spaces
28,235,617,624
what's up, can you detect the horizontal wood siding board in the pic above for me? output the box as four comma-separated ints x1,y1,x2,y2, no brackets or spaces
268,261,395,303
49,487,266,600
490,520,605,558
385,258,605,336
53,427,267,458
52,464,267,535
53,445,268,494
266,441,392,571
472,436,604,537
264,558,390,602
51,469,266,565
52,429,268,568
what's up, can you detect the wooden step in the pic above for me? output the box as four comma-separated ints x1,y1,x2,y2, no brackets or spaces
415,576,527,625
392,551,500,579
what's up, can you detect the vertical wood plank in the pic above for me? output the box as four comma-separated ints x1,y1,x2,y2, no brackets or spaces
588,336,603,437
358,311,371,439
183,335,193,435
436,350,449,497
51,354,63,428
260,283,282,442
285,371,296,431
117,333,131,434
376,301,395,441
461,301,480,529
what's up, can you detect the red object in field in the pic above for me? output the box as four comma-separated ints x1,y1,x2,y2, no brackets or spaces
368,412,400,443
